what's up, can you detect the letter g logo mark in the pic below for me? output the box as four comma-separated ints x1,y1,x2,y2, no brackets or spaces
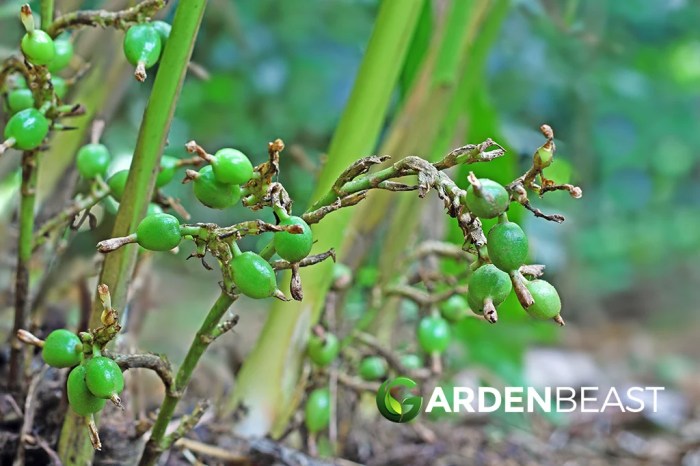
376,377,422,423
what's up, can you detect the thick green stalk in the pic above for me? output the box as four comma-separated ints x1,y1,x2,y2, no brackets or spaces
89,0,206,328
356,0,495,341
227,0,426,436
59,1,208,462
8,152,38,392
139,292,234,466
347,0,489,239
40,0,54,30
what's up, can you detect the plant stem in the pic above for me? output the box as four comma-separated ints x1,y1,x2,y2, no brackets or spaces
90,0,208,328
40,0,54,30
226,0,426,436
8,152,38,393
47,0,166,37
59,0,207,462
139,291,234,466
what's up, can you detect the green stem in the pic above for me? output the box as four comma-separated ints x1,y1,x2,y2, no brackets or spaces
226,0,426,436
59,0,207,462
90,0,208,328
138,291,234,466
8,152,38,393
40,0,54,30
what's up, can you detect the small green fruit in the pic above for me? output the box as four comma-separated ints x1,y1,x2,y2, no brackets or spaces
4,108,49,150
417,316,451,353
123,24,162,69
42,329,81,368
231,252,277,299
307,333,340,367
211,148,254,185
193,165,241,209
487,221,529,272
400,354,423,370
7,89,34,113
156,155,178,187
85,356,124,400
465,178,509,219
76,143,111,179
358,356,387,381
67,365,107,416
9,74,27,89
467,292,483,314
147,203,163,216
304,388,330,433
51,77,67,99
439,295,469,321
48,39,74,73
108,170,130,201
21,30,55,66
136,213,181,251
525,279,562,319
468,264,512,306
273,216,313,263
151,21,171,46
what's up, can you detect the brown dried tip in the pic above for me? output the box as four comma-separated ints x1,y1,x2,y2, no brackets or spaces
185,140,211,160
87,417,102,451
269,139,285,153
466,171,482,192
185,140,199,153
482,298,498,324
182,169,199,184
17,329,44,347
110,394,124,411
134,62,147,82
553,314,565,326
284,224,303,235
312,324,326,340
273,289,290,301
510,271,535,308
540,124,554,140
290,263,303,301
0,138,16,154
97,283,110,300
96,234,137,253
91,120,106,145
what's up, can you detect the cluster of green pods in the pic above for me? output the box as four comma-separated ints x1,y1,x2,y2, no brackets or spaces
40,329,124,417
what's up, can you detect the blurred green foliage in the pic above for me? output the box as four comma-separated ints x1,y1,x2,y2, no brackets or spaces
2,0,699,415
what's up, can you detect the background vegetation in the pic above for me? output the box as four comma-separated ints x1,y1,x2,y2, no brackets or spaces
1,0,699,464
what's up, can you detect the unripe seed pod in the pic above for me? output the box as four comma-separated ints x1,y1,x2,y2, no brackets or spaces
42,329,81,368
231,252,277,299
85,356,124,401
67,365,107,416
524,279,562,319
487,221,529,272
307,333,340,367
136,213,181,251
358,356,387,381
304,388,330,433
273,216,313,263
465,178,509,219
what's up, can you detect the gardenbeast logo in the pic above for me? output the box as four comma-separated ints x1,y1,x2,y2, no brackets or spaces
376,378,665,421
375,377,423,423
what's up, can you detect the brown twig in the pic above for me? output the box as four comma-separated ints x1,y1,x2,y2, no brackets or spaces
14,366,48,466
47,0,168,37
104,351,177,397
